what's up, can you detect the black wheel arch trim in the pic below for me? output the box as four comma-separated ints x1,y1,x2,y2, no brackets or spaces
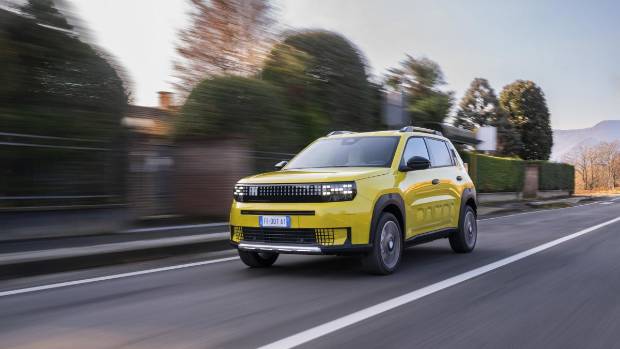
460,187,478,217
369,193,406,244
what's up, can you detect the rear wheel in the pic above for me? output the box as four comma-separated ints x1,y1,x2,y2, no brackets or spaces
450,205,477,253
238,250,279,268
362,212,403,275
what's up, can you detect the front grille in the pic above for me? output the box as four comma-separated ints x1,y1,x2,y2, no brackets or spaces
241,227,317,244
234,227,342,246
237,184,324,203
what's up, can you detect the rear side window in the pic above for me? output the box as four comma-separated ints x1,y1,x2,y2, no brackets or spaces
401,137,430,166
425,138,454,167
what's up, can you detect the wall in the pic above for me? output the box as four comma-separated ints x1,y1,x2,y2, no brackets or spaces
174,138,253,218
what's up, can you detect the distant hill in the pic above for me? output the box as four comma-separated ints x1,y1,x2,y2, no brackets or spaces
552,120,620,161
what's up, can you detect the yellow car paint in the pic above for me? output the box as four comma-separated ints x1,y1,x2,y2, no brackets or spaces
229,129,475,250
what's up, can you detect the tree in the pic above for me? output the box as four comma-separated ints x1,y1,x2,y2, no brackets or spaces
386,55,454,124
563,141,620,192
1,0,130,201
0,0,129,138
595,141,620,190
454,78,522,156
563,144,595,191
262,30,374,142
455,78,499,130
499,80,553,160
176,76,296,152
174,0,275,96
494,111,523,157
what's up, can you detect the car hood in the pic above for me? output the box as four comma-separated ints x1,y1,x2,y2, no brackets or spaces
238,167,390,184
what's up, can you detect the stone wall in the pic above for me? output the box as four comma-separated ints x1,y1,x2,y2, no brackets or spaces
174,139,253,218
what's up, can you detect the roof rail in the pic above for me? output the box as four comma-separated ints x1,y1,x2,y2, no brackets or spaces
327,130,356,136
398,126,442,136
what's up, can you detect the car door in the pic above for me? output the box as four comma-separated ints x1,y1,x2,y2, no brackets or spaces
398,137,445,238
424,137,460,230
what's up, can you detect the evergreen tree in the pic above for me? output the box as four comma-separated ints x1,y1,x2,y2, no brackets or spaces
262,30,373,142
499,80,553,160
454,78,498,130
455,78,522,156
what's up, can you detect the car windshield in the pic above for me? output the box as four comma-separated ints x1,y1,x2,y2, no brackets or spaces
286,136,400,169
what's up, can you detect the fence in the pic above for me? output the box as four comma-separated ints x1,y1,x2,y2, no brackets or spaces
0,131,125,209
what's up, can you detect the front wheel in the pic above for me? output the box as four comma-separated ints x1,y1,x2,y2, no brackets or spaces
238,250,279,268
450,205,477,253
362,212,403,275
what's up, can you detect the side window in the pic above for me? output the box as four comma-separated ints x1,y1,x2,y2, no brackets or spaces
425,138,454,167
401,137,430,166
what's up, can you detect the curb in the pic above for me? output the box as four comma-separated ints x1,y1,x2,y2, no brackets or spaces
0,233,232,280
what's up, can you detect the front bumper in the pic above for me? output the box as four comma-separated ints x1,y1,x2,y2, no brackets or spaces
231,240,372,255
229,197,375,246
229,225,372,255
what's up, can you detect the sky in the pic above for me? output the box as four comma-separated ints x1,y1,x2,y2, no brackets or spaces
68,0,620,130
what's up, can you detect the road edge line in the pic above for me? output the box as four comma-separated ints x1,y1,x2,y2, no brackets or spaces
0,256,238,297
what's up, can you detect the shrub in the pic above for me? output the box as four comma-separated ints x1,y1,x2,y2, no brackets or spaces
475,154,524,192
532,161,575,191
176,76,300,152
460,152,524,193
460,152,575,193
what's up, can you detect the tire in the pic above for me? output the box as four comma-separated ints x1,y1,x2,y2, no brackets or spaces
450,205,477,253
362,212,403,275
238,250,279,268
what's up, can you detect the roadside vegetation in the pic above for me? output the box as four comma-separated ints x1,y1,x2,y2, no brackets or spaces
0,0,129,206
172,0,556,165
461,153,574,193
563,141,620,193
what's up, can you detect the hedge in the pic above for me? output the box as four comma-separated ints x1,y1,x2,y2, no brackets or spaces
474,154,524,192
530,161,575,191
460,152,575,193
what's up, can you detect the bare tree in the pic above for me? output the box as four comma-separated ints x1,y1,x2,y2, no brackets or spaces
613,149,620,188
564,142,620,192
173,0,276,97
596,141,620,190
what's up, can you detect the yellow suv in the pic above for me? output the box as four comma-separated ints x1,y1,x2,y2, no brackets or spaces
230,126,477,274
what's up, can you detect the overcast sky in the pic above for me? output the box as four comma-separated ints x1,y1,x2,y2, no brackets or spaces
70,0,620,130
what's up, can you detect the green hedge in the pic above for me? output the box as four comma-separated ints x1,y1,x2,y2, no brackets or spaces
474,154,524,192
530,161,575,191
460,152,575,193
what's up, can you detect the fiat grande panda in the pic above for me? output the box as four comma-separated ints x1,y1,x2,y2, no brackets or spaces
230,126,477,274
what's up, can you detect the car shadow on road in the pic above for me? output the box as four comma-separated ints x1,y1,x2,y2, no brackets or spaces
235,242,461,280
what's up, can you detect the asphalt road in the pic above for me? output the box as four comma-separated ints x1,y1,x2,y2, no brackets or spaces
1,198,619,349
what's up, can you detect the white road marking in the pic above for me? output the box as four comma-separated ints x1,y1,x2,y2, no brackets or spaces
0,256,239,297
478,201,598,221
121,222,228,233
259,216,620,349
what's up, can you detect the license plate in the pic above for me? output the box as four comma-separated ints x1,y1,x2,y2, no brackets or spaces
259,215,290,228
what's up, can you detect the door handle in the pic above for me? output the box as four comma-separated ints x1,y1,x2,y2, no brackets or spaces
432,179,440,185
456,176,463,181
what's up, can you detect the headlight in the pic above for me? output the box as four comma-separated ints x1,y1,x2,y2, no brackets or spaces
233,182,357,202
319,182,356,201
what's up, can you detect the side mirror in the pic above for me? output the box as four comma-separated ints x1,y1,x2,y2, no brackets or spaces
402,156,431,171
274,160,288,170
